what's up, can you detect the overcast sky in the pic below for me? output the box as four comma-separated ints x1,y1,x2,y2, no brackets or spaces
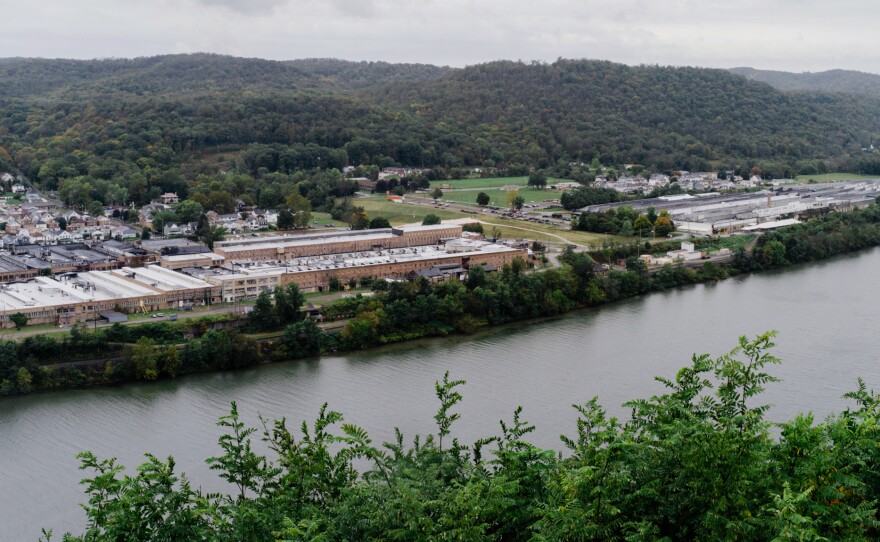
3,0,879,72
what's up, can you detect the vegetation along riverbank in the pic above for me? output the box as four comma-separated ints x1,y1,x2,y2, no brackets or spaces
6,202,880,397
44,331,880,541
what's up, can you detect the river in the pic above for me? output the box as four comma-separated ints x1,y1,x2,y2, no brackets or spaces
3,248,880,539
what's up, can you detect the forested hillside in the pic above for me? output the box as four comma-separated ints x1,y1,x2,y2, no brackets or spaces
731,66,880,97
2,55,880,214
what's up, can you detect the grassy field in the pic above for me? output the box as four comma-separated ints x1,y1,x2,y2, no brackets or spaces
310,212,348,227
795,172,879,183
357,195,617,247
435,188,557,206
428,176,572,190
429,176,530,189
357,197,468,224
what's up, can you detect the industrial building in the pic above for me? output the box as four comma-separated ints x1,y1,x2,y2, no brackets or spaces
0,225,526,327
0,265,216,327
578,181,880,235
213,224,462,261
191,239,526,300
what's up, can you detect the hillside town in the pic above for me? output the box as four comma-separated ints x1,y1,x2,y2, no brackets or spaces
2,164,880,330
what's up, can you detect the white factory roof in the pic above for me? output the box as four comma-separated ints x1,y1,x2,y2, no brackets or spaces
206,241,519,280
160,253,225,263
742,218,801,231
216,231,399,253
0,266,213,313
112,265,212,291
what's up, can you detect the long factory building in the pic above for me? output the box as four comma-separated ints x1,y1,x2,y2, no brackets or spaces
578,181,880,234
212,223,462,261
0,225,526,327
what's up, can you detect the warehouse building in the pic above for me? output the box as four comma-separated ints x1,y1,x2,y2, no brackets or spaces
213,224,463,261
0,266,217,327
191,239,526,300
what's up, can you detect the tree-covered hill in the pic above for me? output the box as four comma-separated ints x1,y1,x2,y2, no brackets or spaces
372,59,880,170
3,54,880,211
0,53,316,99
730,66,880,97
286,58,452,91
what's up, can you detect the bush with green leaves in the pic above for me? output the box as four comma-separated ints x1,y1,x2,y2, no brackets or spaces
51,333,880,541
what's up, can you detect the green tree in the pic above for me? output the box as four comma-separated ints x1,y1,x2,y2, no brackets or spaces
276,208,295,230
130,337,159,381
512,195,525,210
422,213,441,226
248,290,277,332
369,217,391,229
527,170,548,188
633,215,653,236
285,192,312,228
349,209,370,230
9,312,27,330
654,215,674,237
506,189,520,210
176,200,204,223
160,346,181,379
151,210,177,234
274,283,305,324
431,187,443,200
476,191,490,206
16,367,33,393
763,239,788,268
283,319,323,359
201,226,227,250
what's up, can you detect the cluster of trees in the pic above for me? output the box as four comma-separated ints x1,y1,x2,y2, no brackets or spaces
575,205,675,237
52,331,880,541
0,318,260,395
752,203,880,268
560,186,622,210
247,284,307,333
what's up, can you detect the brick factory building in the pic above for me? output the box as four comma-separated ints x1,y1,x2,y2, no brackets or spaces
212,224,462,262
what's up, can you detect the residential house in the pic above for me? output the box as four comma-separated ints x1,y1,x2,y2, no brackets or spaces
163,222,195,237
159,192,180,205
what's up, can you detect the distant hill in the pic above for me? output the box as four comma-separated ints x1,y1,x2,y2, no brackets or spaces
0,53,316,98
2,54,880,194
730,67,880,97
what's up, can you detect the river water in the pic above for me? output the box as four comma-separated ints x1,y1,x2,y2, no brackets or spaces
3,248,880,539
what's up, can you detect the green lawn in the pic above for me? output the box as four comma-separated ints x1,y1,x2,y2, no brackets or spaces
429,176,530,189
358,197,468,224
358,195,619,247
310,212,348,227
795,172,879,183
435,188,557,206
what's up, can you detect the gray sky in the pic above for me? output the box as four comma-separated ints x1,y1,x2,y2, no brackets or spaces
3,0,879,72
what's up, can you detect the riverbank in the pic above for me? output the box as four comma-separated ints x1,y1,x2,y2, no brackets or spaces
5,203,880,397
8,243,880,540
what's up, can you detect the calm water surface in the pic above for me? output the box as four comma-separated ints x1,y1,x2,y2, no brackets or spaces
3,248,880,539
